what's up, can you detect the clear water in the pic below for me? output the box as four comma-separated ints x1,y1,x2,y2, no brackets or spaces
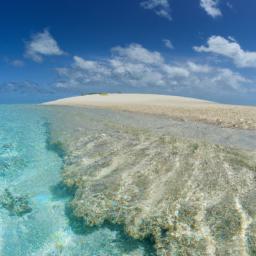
0,105,154,256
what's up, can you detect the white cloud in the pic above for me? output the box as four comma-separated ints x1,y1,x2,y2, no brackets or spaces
187,61,212,73
112,43,164,64
55,43,251,93
200,0,222,18
74,56,99,70
25,29,64,62
194,36,256,68
210,68,250,90
140,0,172,20
163,39,174,49
162,65,189,77
73,56,111,76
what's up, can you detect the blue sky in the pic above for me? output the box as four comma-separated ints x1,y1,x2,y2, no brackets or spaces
1,0,256,104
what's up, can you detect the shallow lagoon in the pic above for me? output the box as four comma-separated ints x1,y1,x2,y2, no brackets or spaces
0,105,154,256
1,105,256,255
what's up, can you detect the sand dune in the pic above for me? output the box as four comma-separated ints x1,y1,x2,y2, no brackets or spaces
45,93,256,130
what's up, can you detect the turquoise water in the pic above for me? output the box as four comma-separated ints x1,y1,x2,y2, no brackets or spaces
0,105,154,256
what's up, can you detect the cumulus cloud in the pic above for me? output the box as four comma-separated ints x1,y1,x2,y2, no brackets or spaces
210,68,250,90
112,43,164,64
140,0,172,20
200,0,222,18
25,29,64,62
187,61,212,73
163,39,174,49
74,56,99,70
55,43,251,93
73,56,111,77
194,36,256,68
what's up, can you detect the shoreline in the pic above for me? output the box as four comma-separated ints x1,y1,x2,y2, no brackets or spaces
44,93,256,130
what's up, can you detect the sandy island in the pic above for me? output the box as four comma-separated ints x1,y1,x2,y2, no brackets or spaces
45,93,256,130
45,94,256,255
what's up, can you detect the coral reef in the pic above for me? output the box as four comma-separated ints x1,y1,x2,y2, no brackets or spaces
47,107,256,255
0,189,32,216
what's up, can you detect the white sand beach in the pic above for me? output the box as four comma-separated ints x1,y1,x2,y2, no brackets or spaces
45,93,256,129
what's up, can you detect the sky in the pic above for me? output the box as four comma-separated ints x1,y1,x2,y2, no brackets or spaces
1,0,256,104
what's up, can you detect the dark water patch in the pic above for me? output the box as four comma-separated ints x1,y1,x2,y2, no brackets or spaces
0,160,9,177
0,145,27,179
65,203,156,255
247,222,256,255
43,121,66,159
50,181,76,200
0,188,32,217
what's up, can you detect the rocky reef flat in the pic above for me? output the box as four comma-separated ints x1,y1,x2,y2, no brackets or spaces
44,104,256,256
